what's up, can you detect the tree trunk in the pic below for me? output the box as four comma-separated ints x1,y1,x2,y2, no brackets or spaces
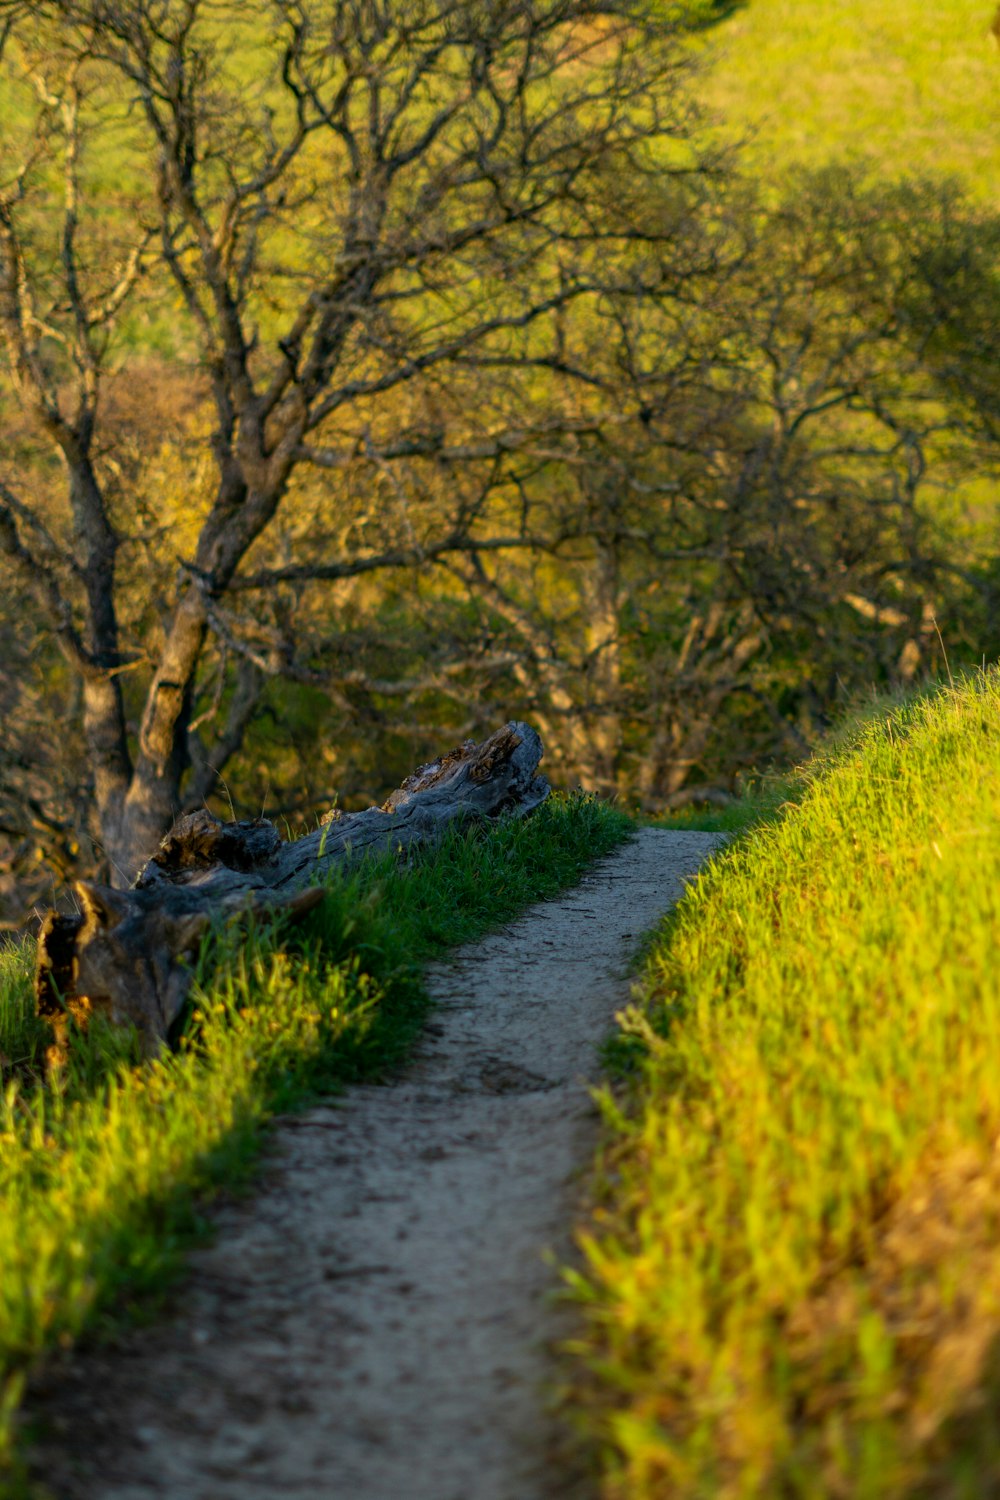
109,587,210,883
585,538,623,796
35,721,550,1062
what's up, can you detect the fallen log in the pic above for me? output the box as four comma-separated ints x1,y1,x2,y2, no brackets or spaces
35,721,549,1061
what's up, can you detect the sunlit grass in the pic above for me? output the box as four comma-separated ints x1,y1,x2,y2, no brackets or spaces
0,793,631,1489
572,672,1000,1497
697,0,999,199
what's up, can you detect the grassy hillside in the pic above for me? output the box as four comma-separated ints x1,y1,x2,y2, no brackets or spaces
698,0,999,198
0,795,630,1493
573,673,1000,1497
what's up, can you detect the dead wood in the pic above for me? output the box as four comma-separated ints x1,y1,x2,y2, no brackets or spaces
34,721,549,1061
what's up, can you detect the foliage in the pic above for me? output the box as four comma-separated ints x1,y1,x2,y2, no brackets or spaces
670,0,748,30
0,0,716,890
0,792,630,1489
572,672,1000,1497
1,0,999,923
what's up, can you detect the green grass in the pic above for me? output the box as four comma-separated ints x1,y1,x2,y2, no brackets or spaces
697,0,999,199
570,673,1000,1498
0,793,630,1493
0,946,46,1082
645,782,794,836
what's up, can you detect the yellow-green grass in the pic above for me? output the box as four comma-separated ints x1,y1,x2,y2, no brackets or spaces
572,672,1000,1498
0,793,631,1493
645,780,795,835
697,0,1000,199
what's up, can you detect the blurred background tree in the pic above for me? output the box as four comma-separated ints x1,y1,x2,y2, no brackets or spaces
0,0,997,920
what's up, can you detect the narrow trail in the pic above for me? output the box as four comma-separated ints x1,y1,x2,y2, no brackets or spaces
27,829,719,1500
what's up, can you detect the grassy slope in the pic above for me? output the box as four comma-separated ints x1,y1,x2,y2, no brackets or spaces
697,0,999,199
0,794,630,1492
572,674,1000,1498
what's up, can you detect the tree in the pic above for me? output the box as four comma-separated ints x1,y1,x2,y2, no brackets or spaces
2,5,995,918
0,0,718,885
424,172,994,807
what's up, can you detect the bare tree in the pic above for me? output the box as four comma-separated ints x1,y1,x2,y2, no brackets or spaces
429,172,992,806
0,0,717,883
1,5,992,911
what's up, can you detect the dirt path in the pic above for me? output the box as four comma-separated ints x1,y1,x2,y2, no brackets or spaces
27,829,718,1500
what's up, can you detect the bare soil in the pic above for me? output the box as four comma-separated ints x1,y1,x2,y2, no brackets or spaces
25,828,718,1500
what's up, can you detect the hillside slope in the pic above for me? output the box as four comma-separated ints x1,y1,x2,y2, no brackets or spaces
699,0,999,198
575,673,1000,1498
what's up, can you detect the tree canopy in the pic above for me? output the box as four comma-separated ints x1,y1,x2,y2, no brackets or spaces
0,1,996,916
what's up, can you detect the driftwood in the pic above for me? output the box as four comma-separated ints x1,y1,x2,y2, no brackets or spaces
35,722,549,1061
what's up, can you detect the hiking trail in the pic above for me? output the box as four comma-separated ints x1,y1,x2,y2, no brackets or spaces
27,828,719,1500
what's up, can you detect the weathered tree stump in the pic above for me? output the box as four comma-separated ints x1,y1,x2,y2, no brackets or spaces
35,722,549,1060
